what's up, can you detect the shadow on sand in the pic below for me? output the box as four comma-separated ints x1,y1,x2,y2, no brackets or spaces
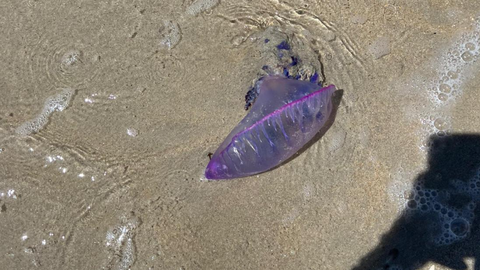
353,134,480,270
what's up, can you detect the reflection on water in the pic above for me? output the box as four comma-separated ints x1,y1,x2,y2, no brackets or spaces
1,0,480,269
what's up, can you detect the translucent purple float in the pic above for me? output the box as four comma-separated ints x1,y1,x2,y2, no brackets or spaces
205,75,336,180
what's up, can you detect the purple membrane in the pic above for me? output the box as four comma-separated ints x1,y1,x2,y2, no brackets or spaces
205,75,336,180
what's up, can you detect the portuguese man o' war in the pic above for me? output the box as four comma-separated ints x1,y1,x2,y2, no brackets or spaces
205,32,337,180
205,77,335,180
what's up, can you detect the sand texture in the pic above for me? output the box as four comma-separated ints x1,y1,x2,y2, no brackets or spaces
1,0,480,269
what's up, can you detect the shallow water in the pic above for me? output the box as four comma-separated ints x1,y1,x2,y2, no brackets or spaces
1,0,480,269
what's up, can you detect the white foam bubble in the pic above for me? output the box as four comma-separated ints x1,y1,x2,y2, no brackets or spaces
15,88,75,136
84,94,95,104
427,20,480,106
105,214,140,270
126,128,138,137
185,0,219,16
418,114,452,151
160,20,181,49
0,189,19,200
21,234,28,241
61,49,82,68
397,17,480,154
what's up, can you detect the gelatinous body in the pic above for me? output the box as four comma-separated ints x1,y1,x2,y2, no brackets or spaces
205,75,336,180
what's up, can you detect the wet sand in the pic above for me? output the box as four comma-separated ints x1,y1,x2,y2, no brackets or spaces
1,0,480,269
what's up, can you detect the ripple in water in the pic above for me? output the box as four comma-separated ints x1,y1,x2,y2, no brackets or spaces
217,0,371,119
28,37,101,88
148,53,187,87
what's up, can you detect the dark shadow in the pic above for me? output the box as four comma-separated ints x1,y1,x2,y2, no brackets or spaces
352,134,480,270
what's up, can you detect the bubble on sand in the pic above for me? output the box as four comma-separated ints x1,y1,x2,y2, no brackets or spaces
21,233,28,241
432,26,480,103
433,118,448,131
422,21,480,108
461,51,474,61
105,213,141,270
437,93,448,101
186,0,220,16
126,128,138,137
418,43,467,146
16,88,75,135
419,115,451,143
447,70,459,79
160,20,181,50
61,49,82,69
438,84,451,94
465,42,476,51
368,36,391,59
0,189,18,200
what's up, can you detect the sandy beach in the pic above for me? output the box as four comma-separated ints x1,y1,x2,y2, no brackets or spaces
1,0,480,269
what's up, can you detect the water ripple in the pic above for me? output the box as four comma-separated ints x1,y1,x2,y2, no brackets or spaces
27,35,102,89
